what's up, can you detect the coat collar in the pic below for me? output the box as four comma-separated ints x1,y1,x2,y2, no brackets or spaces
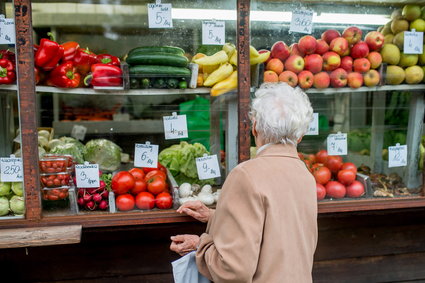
255,143,299,159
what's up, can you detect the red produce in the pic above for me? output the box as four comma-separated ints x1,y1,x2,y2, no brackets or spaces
346,180,365,198
325,181,346,199
112,171,135,195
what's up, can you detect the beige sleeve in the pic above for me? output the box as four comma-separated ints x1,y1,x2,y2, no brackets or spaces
196,166,265,283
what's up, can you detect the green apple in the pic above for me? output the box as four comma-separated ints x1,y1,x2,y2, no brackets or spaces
402,4,421,21
382,21,393,35
384,34,395,44
405,65,424,84
391,19,409,34
419,46,425,65
393,32,404,50
410,19,425,32
399,53,418,67
381,43,401,65
385,65,405,85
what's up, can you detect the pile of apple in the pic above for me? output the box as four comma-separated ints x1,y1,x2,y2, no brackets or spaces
263,26,385,89
299,150,366,200
379,4,425,85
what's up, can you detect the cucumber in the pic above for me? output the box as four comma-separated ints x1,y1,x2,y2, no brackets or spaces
128,46,185,57
126,52,189,67
129,65,191,77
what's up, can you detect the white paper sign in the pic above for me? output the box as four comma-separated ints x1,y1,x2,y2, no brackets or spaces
196,155,221,180
404,31,423,54
134,142,159,168
289,10,313,34
0,18,16,44
202,20,225,45
306,113,319,135
163,113,188,139
71,125,87,141
75,163,100,188
388,144,407,168
327,133,347,155
0,157,23,182
147,3,172,28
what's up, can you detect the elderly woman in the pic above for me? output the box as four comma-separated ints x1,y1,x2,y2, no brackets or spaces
170,83,318,282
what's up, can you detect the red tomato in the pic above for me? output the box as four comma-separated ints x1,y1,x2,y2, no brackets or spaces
311,163,324,170
147,175,167,195
325,181,346,199
145,169,166,181
116,194,135,211
316,183,326,200
128,168,145,181
111,171,135,195
316,150,328,164
306,154,316,163
346,180,365,198
341,162,357,174
337,169,356,186
155,192,173,209
143,162,166,174
325,156,343,174
313,166,331,185
303,160,312,172
130,180,147,195
135,192,155,210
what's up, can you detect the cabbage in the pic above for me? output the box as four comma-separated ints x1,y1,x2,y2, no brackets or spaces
11,182,23,197
0,197,9,216
51,143,85,164
0,182,11,196
84,139,122,172
9,195,24,215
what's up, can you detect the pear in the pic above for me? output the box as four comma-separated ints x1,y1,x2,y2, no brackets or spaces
399,53,418,67
384,34,394,44
392,32,404,50
402,4,421,21
382,21,393,35
381,44,401,65
391,19,409,34
410,19,425,32
385,65,405,85
391,8,403,20
405,65,424,84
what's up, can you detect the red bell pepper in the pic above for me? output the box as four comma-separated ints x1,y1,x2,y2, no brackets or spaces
73,48,99,75
62,41,80,62
84,63,122,87
0,59,16,84
35,32,64,71
95,54,120,66
0,50,15,66
47,61,81,88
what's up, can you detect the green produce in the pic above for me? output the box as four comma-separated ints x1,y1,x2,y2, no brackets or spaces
0,197,9,216
127,46,185,57
153,78,166,89
11,182,23,197
9,195,24,215
129,65,191,77
167,78,179,89
51,142,85,164
179,80,187,89
84,139,122,172
141,78,150,88
130,78,140,89
126,52,189,67
0,182,11,196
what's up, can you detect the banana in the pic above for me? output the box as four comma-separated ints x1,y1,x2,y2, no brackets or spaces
230,51,237,66
204,63,234,87
194,50,228,66
223,43,236,58
211,70,237,97
250,51,270,65
250,45,260,58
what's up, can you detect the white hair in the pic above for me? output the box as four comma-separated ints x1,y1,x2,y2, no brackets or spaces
250,82,313,146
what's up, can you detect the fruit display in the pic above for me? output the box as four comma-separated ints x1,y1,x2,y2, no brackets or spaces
178,183,221,206
0,182,25,216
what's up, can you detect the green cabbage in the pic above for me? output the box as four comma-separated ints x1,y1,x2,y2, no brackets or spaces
0,196,9,216
0,182,11,196
50,143,85,164
84,139,122,172
9,195,24,215
11,182,23,197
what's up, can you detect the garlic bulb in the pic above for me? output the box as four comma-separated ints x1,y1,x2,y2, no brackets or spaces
179,183,193,198
201,184,212,194
198,192,215,206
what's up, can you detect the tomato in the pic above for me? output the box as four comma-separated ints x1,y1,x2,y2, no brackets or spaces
341,162,357,174
316,150,328,164
311,163,324,170
145,170,166,181
147,175,167,195
325,156,343,174
337,169,356,186
303,159,312,172
316,183,326,201
135,192,155,210
130,180,147,195
313,166,331,185
346,181,365,198
128,168,145,181
306,154,316,163
155,192,173,209
325,181,346,199
298,152,304,160
112,171,135,195
143,162,167,174
115,194,135,211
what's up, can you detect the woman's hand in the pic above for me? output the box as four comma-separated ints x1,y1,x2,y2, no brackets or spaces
170,234,200,256
176,200,214,223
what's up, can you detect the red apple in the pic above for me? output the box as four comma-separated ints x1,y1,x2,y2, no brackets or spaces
341,47,351,57
367,51,382,69
284,55,305,74
342,26,363,45
341,56,353,72
353,58,371,73
365,31,384,51
330,37,349,56
315,39,330,55
298,70,314,89
351,41,370,59
271,41,290,62
298,35,317,55
322,51,341,71
363,69,380,87
347,72,364,88
330,68,348,88
278,70,298,87
304,54,323,74
289,43,305,57
321,29,341,45
313,72,330,89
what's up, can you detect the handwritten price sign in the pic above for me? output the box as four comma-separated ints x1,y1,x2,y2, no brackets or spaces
388,144,407,168
0,17,16,44
147,3,172,28
306,113,319,135
134,142,159,168
202,20,225,45
327,133,347,155
404,31,423,54
163,112,188,140
75,163,100,188
289,9,313,34
196,155,221,180
0,157,23,182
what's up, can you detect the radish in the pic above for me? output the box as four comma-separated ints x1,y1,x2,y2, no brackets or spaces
83,193,93,202
93,193,102,203
85,201,95,210
99,200,108,210
77,197,85,206
100,189,108,199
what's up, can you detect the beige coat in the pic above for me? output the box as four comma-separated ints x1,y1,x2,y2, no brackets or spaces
196,143,318,283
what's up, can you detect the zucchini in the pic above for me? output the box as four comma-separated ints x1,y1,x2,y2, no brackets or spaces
129,65,191,77
128,46,185,57
126,52,189,67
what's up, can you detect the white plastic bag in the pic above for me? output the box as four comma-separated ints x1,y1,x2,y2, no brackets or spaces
172,251,210,283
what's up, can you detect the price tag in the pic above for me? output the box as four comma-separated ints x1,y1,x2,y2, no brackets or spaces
289,9,313,34
388,144,407,168
134,142,159,168
75,163,100,188
306,113,319,135
163,112,188,140
71,125,87,141
0,157,23,182
404,30,424,54
202,20,225,45
147,3,172,28
0,17,16,44
196,154,221,180
327,132,347,155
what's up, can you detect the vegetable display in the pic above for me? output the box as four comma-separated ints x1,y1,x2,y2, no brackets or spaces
76,173,111,211
178,183,220,206
0,182,25,216
84,139,122,172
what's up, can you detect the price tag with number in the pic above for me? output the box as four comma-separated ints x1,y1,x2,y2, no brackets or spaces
196,154,221,180
163,112,188,140
327,132,347,155
134,142,159,168
388,144,407,168
0,157,23,182
306,113,319,135
75,163,100,188
0,17,16,44
147,3,172,28
404,30,423,54
202,20,225,45
289,9,313,34
71,125,87,141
